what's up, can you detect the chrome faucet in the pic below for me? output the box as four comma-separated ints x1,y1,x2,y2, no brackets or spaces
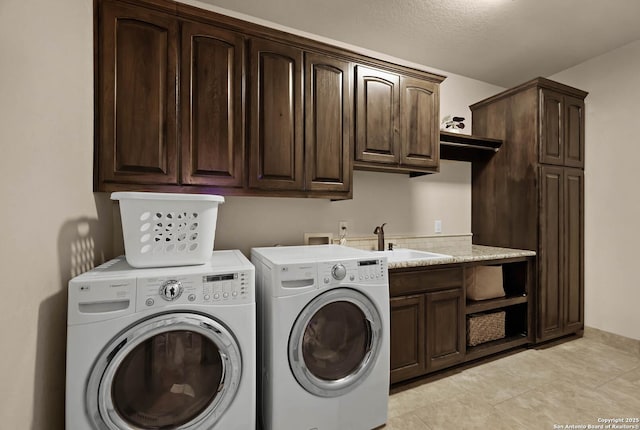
373,223,386,251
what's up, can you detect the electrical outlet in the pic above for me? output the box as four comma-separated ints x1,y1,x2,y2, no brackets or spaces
339,221,350,235
434,220,442,234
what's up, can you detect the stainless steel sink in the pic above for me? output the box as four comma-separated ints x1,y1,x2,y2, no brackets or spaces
373,248,451,263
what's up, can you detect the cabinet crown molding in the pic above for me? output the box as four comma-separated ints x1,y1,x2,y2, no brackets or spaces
469,77,589,111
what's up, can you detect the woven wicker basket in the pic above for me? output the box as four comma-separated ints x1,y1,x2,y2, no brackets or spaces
467,311,506,346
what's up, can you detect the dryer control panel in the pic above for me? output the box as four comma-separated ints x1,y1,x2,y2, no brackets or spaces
136,269,254,311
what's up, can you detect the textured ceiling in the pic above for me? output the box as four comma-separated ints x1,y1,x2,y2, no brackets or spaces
196,0,640,87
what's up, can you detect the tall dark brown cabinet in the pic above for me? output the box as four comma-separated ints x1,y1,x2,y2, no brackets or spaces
470,77,587,343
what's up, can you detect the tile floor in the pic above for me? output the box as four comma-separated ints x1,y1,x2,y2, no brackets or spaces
386,334,640,429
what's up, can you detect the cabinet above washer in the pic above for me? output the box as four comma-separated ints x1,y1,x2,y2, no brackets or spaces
94,0,445,199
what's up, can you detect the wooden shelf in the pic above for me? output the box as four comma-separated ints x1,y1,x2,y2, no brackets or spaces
440,131,503,162
466,295,528,314
464,334,529,362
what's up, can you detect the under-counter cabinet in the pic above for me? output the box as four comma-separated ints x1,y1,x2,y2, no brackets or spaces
471,77,586,343
389,267,465,384
389,294,425,382
354,66,443,174
389,256,533,385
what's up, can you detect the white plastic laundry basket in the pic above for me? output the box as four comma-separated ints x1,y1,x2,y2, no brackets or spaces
111,192,225,268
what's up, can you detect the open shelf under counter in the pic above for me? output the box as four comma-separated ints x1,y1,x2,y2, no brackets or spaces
464,333,529,362
466,295,529,314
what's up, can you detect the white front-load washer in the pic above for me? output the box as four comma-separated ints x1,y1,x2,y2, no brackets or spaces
251,245,390,430
66,250,255,430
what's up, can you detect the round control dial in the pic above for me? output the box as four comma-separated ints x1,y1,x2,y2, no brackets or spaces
159,280,183,301
331,263,347,280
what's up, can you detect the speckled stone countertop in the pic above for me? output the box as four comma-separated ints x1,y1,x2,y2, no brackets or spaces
386,244,536,270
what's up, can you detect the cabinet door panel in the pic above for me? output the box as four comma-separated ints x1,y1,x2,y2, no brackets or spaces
390,295,425,383
249,39,303,190
564,96,585,168
426,288,464,371
181,22,244,187
564,169,584,332
539,166,564,341
400,77,439,168
539,89,563,166
355,66,400,164
99,2,178,185
305,54,352,192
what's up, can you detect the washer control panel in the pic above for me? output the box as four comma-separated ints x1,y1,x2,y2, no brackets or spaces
318,258,387,286
159,280,183,301
201,272,250,303
356,258,387,282
137,269,253,311
331,263,347,280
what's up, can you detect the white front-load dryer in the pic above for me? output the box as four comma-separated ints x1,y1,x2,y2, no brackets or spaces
252,245,390,430
66,250,255,430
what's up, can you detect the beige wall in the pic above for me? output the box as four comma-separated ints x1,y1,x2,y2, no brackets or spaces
0,0,114,427
215,163,473,256
550,40,640,341
0,0,502,428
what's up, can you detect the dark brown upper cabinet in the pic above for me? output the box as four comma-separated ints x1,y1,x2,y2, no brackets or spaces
248,38,304,191
355,66,400,165
249,44,353,195
180,22,244,188
540,89,585,168
400,77,439,169
305,53,353,193
354,66,443,174
98,0,179,186
95,0,442,198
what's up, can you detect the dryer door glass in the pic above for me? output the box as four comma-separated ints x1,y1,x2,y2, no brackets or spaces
86,313,242,430
111,330,222,428
289,288,383,397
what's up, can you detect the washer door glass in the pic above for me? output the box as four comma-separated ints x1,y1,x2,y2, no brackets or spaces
87,313,242,430
111,330,221,428
289,288,382,397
